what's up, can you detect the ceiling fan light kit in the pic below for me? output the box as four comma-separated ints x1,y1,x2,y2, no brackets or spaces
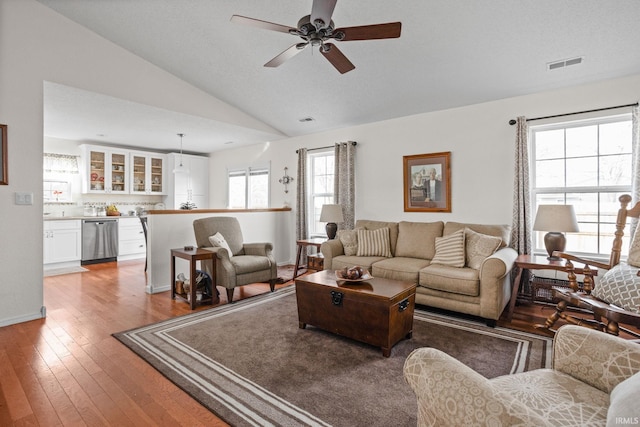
231,0,401,74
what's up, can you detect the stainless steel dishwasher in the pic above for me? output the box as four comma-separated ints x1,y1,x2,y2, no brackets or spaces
81,218,119,265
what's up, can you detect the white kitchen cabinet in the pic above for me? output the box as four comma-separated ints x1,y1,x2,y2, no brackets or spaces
118,217,146,260
43,220,82,265
81,145,130,194
165,153,209,209
130,151,167,195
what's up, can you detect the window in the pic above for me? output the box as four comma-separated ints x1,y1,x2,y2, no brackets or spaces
308,150,335,237
43,153,78,203
43,180,72,202
531,114,633,258
227,166,270,209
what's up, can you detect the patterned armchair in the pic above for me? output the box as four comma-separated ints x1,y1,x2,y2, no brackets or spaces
404,325,640,426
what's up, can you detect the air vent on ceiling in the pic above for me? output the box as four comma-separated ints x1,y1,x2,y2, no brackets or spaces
547,56,584,71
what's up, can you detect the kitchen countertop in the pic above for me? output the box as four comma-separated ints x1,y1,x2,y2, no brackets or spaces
43,215,143,221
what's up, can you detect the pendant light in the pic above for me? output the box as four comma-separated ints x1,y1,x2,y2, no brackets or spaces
173,133,190,174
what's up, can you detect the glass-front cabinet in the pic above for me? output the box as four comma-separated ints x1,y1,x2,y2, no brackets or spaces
81,145,167,195
131,151,166,195
81,145,129,194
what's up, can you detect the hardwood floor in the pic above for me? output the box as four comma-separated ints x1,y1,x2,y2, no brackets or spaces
0,260,289,427
1,261,637,426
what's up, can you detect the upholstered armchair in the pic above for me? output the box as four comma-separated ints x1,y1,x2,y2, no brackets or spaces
193,216,277,303
404,325,640,427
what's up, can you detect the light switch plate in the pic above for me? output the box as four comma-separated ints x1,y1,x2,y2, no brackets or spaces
15,192,34,205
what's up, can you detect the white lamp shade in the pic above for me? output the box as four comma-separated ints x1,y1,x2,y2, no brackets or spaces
533,205,579,232
319,204,344,223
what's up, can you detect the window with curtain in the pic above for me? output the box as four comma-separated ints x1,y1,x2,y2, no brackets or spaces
43,153,79,202
227,166,270,209
531,113,633,258
308,149,334,237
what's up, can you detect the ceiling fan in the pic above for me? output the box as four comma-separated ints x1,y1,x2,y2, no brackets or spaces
231,0,401,74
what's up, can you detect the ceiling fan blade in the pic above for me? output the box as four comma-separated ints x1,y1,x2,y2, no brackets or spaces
264,43,308,68
320,43,355,74
230,15,296,34
335,22,402,41
311,0,337,29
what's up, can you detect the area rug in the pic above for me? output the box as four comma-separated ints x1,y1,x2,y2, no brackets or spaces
43,266,89,277
276,264,303,283
114,287,552,427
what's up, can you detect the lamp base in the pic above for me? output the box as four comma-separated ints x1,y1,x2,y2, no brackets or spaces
326,222,338,240
544,232,566,260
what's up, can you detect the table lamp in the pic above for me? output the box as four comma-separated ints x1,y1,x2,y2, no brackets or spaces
319,204,344,240
533,204,579,260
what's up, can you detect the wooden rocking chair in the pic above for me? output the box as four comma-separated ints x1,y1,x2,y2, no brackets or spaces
538,194,640,338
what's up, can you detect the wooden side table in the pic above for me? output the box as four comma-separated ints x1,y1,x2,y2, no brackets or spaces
294,238,326,279
508,254,596,321
171,247,217,310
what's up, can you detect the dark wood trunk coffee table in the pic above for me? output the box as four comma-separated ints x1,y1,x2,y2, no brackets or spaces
295,270,416,357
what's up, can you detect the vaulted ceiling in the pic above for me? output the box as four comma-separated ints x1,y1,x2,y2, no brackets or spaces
37,0,640,153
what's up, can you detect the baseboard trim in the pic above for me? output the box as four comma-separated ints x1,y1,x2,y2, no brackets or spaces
0,308,45,328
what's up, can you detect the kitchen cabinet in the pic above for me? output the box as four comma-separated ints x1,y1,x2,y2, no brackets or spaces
118,217,146,260
165,153,209,209
81,145,129,194
44,220,82,265
130,151,167,195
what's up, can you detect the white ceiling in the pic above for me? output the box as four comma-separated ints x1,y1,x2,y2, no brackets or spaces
37,0,640,154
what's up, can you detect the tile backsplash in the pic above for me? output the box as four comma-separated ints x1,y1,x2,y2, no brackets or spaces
44,194,164,217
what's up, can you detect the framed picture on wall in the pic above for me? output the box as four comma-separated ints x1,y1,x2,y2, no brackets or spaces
403,151,451,212
0,124,7,185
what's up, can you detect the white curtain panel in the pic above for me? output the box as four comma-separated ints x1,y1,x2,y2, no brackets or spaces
334,142,356,231
510,116,532,256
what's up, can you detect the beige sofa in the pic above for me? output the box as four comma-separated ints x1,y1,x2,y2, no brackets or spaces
320,219,518,325
404,324,640,426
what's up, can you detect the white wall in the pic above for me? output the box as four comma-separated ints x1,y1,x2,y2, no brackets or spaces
0,0,279,327
210,74,640,260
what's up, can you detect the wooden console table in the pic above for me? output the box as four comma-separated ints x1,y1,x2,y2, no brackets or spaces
170,247,217,310
294,238,326,279
508,254,596,321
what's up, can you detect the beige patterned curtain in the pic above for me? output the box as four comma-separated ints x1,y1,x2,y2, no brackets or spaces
296,148,308,243
334,142,356,230
510,116,532,255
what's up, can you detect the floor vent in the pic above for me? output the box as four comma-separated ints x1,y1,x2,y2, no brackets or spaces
547,56,584,71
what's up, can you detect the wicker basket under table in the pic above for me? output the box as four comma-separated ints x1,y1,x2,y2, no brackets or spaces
531,275,584,303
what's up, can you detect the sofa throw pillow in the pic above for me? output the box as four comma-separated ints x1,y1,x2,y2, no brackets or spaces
627,229,640,268
337,228,360,256
431,228,465,267
592,263,640,314
465,228,502,270
209,232,233,257
356,227,392,257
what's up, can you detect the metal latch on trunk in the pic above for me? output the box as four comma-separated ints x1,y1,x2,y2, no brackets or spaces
331,290,344,306
398,298,410,312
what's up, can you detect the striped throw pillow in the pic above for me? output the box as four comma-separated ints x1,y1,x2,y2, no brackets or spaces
356,228,392,257
431,228,466,267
